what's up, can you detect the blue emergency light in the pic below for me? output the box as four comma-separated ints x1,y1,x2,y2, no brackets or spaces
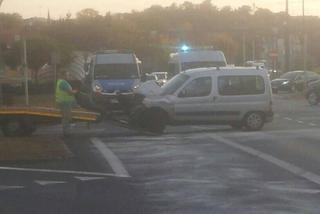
181,45,190,52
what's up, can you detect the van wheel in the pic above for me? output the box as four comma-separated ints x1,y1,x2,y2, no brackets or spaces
307,92,319,106
143,109,167,134
244,112,264,131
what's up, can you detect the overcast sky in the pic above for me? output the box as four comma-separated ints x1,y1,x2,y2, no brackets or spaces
1,0,319,18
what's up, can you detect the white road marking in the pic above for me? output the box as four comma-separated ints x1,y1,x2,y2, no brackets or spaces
75,176,107,181
91,138,130,178
209,134,320,186
309,123,317,126
266,186,320,194
284,117,293,121
0,185,24,191
297,120,304,124
0,166,119,177
35,180,67,186
191,126,204,130
167,178,213,184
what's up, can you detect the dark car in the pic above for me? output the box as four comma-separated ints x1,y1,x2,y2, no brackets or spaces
271,71,320,94
306,79,320,105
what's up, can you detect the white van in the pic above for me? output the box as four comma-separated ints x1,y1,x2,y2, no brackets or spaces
168,49,227,75
132,67,273,133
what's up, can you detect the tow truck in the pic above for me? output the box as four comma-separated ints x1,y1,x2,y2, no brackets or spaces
0,106,99,137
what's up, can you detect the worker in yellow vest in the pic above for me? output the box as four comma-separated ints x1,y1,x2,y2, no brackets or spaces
55,70,78,136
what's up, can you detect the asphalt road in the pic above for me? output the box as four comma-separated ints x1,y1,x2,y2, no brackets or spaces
2,92,320,213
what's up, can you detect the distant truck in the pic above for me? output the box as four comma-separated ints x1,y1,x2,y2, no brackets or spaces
81,50,142,112
168,49,227,76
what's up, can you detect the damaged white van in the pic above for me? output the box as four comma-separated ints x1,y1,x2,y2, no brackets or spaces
131,67,273,133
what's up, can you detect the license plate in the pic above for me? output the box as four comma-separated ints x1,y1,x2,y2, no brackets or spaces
110,98,119,104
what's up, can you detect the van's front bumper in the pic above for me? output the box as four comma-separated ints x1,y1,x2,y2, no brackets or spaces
93,92,135,111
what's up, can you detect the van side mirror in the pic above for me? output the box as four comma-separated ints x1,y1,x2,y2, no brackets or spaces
141,73,147,82
84,63,90,75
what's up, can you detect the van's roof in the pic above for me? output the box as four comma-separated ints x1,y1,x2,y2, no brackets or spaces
182,66,269,77
169,50,227,63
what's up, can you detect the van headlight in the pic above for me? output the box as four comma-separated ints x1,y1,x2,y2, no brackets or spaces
133,84,140,90
93,82,103,93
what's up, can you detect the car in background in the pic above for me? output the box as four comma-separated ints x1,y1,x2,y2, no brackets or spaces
306,79,320,105
146,72,168,86
271,71,320,93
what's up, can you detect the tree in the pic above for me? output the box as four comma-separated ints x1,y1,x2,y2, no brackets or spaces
76,8,101,20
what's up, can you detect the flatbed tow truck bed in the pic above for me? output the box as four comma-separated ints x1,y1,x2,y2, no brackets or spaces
0,106,100,137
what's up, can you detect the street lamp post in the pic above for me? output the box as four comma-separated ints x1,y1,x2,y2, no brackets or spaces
0,0,4,105
302,0,307,73
284,0,290,73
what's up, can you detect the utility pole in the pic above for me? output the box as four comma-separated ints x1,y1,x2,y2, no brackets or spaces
0,0,4,105
242,32,247,65
302,0,308,91
302,0,307,72
284,0,290,73
22,36,29,105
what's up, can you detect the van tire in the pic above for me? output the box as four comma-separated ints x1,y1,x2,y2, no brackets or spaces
243,112,265,131
143,109,167,134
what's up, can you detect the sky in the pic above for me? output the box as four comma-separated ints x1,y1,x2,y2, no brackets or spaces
1,0,319,18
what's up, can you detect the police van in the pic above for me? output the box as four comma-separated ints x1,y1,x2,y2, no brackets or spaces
132,67,273,133
83,50,141,111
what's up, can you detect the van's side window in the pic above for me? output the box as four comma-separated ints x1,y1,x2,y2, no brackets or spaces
218,76,265,95
179,77,212,97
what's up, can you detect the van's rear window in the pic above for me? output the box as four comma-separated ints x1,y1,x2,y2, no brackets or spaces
218,76,265,95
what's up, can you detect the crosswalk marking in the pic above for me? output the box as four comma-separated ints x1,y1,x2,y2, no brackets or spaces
75,176,107,181
91,138,130,178
35,180,67,186
0,185,24,191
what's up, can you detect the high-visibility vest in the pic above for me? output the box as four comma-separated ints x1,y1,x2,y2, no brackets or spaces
55,79,75,104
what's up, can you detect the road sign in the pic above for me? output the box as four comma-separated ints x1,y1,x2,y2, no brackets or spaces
269,52,278,58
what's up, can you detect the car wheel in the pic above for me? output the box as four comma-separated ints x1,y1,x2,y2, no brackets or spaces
307,92,319,106
244,112,264,131
143,109,167,134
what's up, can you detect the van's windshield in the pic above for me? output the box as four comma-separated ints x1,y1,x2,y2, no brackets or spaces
181,61,226,71
161,73,190,95
94,64,139,79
